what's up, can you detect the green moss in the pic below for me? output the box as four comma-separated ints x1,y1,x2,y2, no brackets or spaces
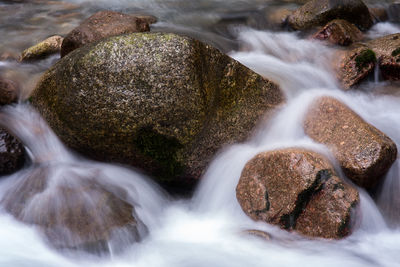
133,126,184,180
392,47,400,57
355,49,376,70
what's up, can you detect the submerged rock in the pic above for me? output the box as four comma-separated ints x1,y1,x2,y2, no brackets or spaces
0,128,25,176
1,166,145,253
61,10,150,57
236,148,359,239
20,35,63,62
32,32,284,190
288,0,373,31
304,96,397,188
0,77,19,105
313,19,363,46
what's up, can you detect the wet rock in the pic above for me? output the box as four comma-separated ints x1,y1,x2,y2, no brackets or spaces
243,229,272,241
236,148,359,239
368,33,400,81
288,0,373,31
130,14,158,25
336,33,400,87
0,77,19,105
1,166,145,253
313,19,363,46
32,32,284,190
20,35,63,62
61,10,151,57
0,128,24,175
388,3,400,22
304,96,397,188
369,7,388,23
336,46,376,88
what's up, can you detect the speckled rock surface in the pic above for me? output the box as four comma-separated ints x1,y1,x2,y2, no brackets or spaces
0,77,18,105
20,35,63,62
313,19,363,46
304,96,397,188
0,128,24,175
236,148,359,239
336,45,375,89
288,0,373,31
1,166,145,253
367,33,400,81
61,10,150,57
32,32,284,190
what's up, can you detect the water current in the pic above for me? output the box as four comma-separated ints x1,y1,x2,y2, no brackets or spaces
0,0,400,266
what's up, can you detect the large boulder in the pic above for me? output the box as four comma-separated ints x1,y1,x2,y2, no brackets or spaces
304,96,397,188
60,10,151,57
236,148,359,239
32,32,284,190
288,0,373,31
0,128,25,175
20,35,63,62
313,19,363,46
1,166,145,253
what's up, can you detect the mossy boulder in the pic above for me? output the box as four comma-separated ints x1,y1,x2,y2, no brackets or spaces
288,0,373,31
236,148,359,239
20,35,63,62
32,32,284,190
304,96,397,188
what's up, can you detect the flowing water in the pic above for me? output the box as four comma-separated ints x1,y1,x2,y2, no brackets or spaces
1,0,400,266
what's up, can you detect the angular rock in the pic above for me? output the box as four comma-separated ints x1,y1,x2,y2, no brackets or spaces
304,96,397,188
0,77,19,105
0,128,24,175
1,166,145,253
32,33,284,190
313,19,363,46
61,10,150,57
20,35,63,62
236,148,359,239
368,33,400,81
336,45,376,88
336,33,400,88
288,0,373,31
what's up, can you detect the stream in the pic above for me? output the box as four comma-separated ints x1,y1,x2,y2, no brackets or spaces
1,0,400,266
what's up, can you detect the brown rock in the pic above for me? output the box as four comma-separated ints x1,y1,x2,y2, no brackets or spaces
0,77,19,105
236,148,359,239
1,166,145,253
336,45,376,88
313,19,363,46
61,10,150,57
304,96,397,188
20,35,63,62
367,33,400,81
288,0,373,31
264,7,293,28
0,128,25,175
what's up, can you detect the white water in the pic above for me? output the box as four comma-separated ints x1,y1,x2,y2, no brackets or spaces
1,4,400,267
